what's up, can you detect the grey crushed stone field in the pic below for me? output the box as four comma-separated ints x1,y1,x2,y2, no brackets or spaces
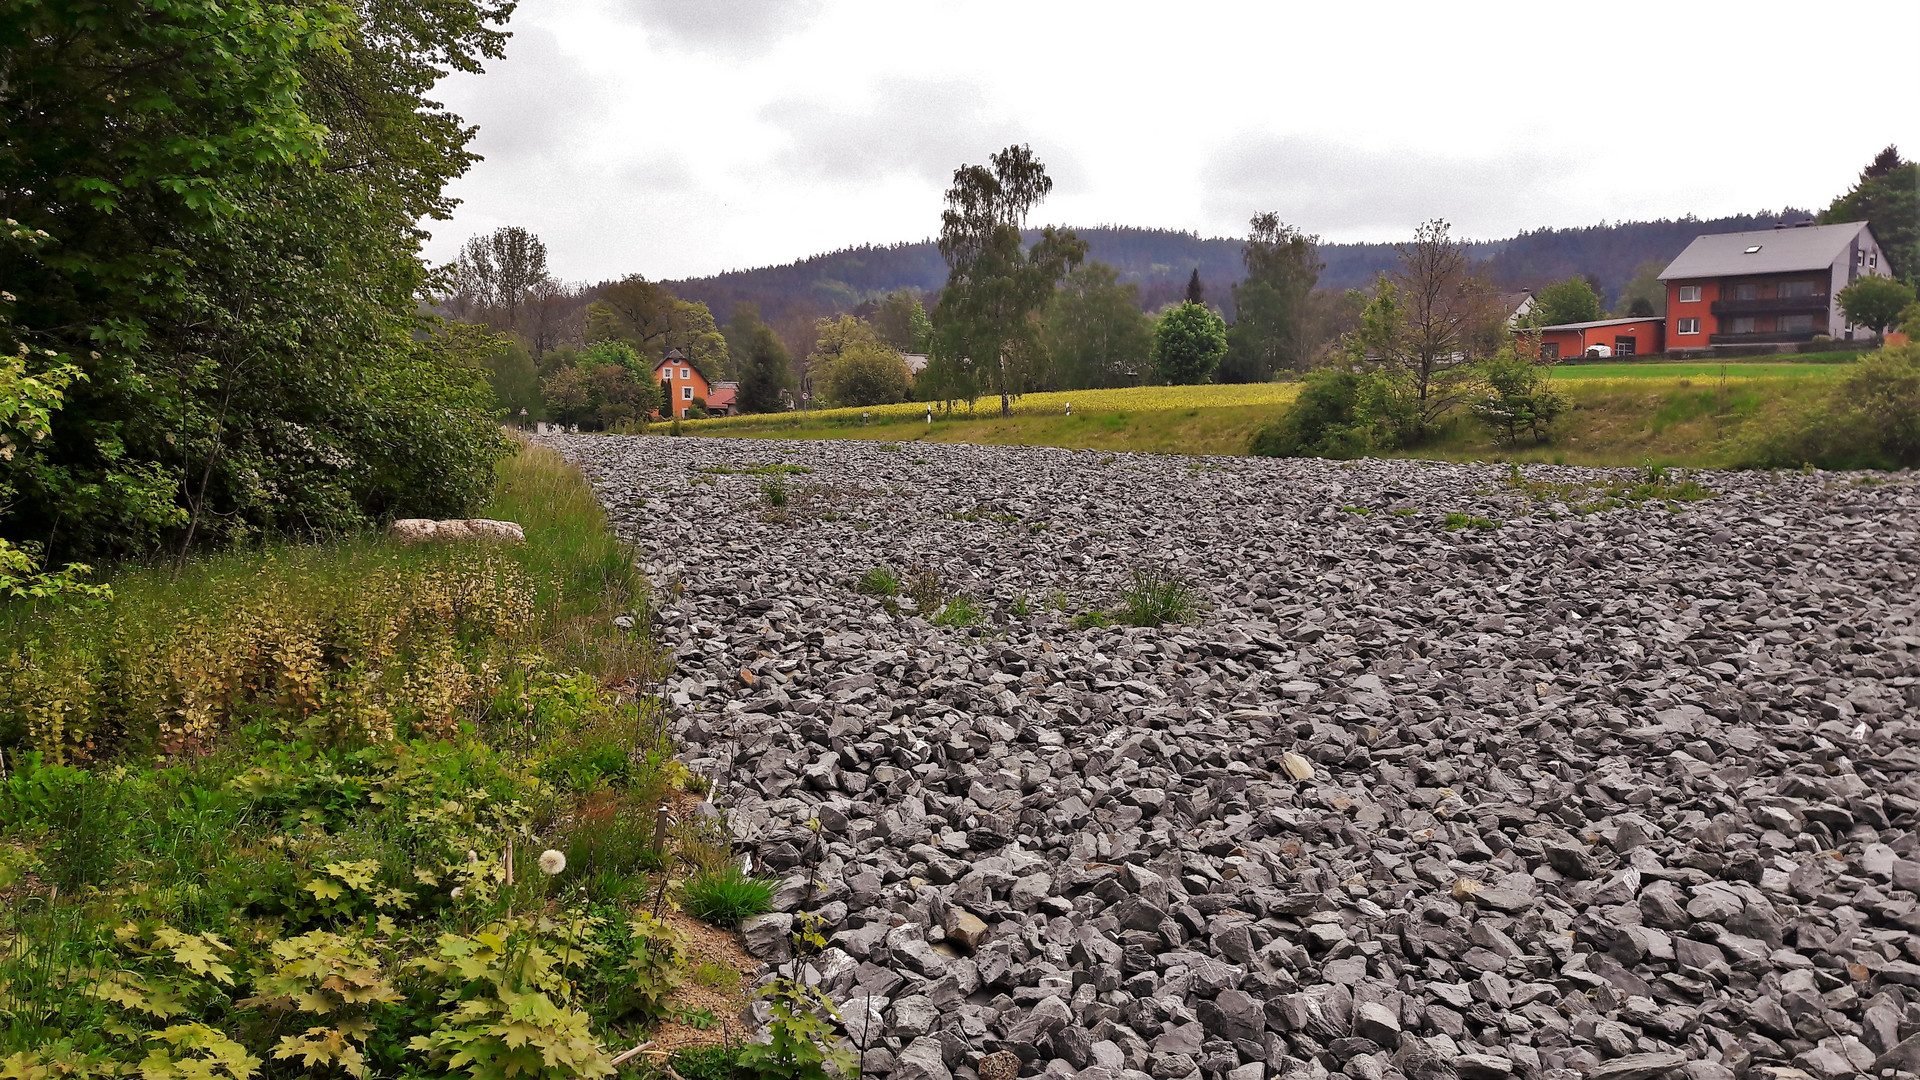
548,434,1920,1080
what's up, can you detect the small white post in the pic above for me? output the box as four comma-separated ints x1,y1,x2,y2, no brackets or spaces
1065,401,1071,416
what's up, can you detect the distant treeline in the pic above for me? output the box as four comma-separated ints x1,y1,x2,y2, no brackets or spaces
661,212,1812,359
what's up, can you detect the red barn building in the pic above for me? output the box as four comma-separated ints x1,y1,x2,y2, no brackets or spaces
1531,317,1665,360
1659,221,1891,355
652,348,711,418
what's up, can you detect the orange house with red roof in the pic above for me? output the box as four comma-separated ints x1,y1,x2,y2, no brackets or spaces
652,348,710,418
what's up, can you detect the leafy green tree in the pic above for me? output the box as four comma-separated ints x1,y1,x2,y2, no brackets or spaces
1614,258,1667,318
539,342,662,430
1533,275,1604,326
1224,213,1323,382
873,289,934,352
454,226,550,330
1348,220,1501,439
1151,302,1228,384
807,316,910,406
726,304,793,414
805,315,880,372
931,145,1088,416
0,314,107,602
0,0,514,560
1469,343,1569,445
586,277,731,378
818,342,912,406
1839,276,1917,340
1822,146,1917,282
478,337,543,423
1044,262,1153,389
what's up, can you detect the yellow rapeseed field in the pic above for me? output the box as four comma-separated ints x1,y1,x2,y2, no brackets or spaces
681,383,1303,430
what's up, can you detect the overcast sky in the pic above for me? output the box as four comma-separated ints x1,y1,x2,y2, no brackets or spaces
421,0,1920,283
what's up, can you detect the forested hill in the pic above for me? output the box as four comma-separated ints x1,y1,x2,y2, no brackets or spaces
661,211,1810,344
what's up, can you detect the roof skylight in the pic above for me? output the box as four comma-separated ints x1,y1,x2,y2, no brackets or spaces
1745,245,1762,253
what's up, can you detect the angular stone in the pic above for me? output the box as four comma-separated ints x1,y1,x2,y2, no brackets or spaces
741,912,794,960
1354,1000,1401,1048
896,1037,952,1080
1198,989,1264,1043
1588,1051,1688,1080
945,908,990,955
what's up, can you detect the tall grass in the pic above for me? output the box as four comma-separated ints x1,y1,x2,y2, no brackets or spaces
0,441,651,762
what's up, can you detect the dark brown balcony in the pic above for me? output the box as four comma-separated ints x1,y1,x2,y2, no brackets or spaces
1710,295,1828,316
1709,330,1819,345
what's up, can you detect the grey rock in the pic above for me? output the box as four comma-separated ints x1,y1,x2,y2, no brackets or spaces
1198,989,1264,1043
1354,1001,1401,1048
1452,1055,1513,1080
741,912,793,960
896,1037,953,1080
1587,1052,1687,1080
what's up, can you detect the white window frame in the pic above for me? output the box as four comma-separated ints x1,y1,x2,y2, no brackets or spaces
680,367,690,380
1678,285,1701,303
1869,253,1878,270
1677,317,1700,335
682,385,693,400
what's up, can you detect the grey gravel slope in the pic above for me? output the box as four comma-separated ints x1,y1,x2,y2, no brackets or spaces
548,434,1920,1080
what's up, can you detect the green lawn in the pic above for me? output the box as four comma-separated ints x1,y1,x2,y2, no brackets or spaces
1551,359,1854,380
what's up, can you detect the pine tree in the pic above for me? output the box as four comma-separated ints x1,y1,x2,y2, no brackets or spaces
1186,268,1205,305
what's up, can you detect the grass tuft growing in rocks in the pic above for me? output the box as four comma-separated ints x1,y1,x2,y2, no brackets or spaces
854,566,899,597
680,865,778,927
1114,566,1202,628
930,594,984,629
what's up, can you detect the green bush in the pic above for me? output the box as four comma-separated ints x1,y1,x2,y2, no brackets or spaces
1469,351,1568,445
1738,343,1920,469
1249,369,1392,458
681,864,778,927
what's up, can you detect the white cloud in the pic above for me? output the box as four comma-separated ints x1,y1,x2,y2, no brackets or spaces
629,0,825,57
1200,135,1570,242
759,76,1074,191
420,0,1920,281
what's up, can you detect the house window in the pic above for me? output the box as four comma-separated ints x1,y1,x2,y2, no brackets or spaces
680,367,690,380
1614,337,1637,357
1729,283,1759,301
1728,316,1757,334
682,385,693,400
1539,342,1560,360
1780,314,1815,334
1678,285,1701,303
1779,280,1817,298
1677,318,1700,335
1870,253,1878,270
